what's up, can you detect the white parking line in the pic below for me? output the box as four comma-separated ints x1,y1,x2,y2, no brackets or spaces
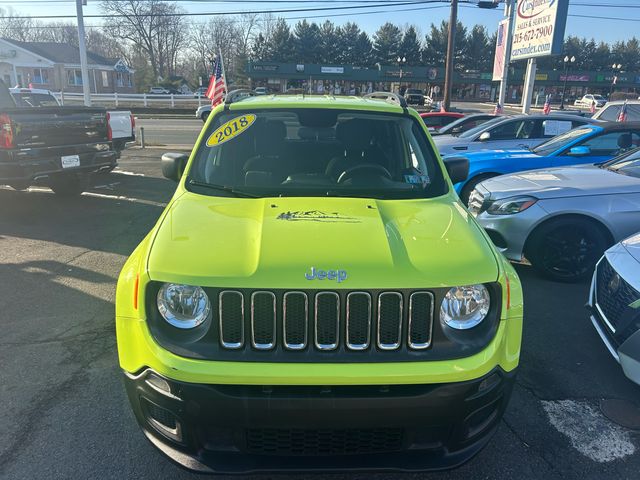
542,399,636,463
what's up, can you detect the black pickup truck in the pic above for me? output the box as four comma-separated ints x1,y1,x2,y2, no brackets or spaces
0,80,118,196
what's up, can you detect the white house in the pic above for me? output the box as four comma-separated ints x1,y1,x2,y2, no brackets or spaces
0,38,135,93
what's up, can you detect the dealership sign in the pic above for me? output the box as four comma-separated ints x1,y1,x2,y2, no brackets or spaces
510,0,569,62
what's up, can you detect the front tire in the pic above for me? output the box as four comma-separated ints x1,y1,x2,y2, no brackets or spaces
48,173,90,197
526,217,610,282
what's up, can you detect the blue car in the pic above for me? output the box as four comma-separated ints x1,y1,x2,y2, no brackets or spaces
450,122,640,203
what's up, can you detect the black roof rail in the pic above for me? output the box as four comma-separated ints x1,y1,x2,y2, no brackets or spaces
363,91,408,108
225,89,255,105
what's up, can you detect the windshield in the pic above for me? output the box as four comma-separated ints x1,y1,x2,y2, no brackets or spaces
11,92,59,107
438,115,494,135
532,126,594,156
603,147,640,178
187,108,447,200
592,95,605,100
406,89,422,94
458,116,505,138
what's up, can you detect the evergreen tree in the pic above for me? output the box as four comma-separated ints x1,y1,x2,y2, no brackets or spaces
373,22,403,64
423,21,467,68
461,25,492,71
354,31,374,67
292,20,322,63
399,26,422,65
266,18,294,62
319,20,339,64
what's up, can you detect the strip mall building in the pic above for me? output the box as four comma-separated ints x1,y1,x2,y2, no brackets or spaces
247,61,639,103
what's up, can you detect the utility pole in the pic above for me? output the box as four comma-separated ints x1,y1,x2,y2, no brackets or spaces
76,0,91,106
497,0,517,110
443,0,457,111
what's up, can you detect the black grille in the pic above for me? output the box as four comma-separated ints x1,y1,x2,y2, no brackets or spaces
315,292,340,350
596,258,640,331
378,293,402,350
251,292,276,349
346,292,371,350
143,399,177,430
219,291,244,348
409,292,434,349
245,428,404,456
284,292,307,349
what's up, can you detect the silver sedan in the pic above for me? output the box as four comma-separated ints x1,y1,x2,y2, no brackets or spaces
587,235,640,385
469,147,640,282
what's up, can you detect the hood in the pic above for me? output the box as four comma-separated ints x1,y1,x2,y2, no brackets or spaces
443,148,535,162
622,232,640,264
479,164,640,200
147,193,499,289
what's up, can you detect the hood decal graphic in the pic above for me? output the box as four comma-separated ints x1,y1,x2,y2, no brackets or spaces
277,210,361,223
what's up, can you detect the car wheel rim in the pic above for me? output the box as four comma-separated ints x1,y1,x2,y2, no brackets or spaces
540,226,599,279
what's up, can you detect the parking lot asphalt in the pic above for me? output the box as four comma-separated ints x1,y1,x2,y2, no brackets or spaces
0,148,638,480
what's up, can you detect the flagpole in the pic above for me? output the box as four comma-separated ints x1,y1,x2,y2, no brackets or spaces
218,48,228,94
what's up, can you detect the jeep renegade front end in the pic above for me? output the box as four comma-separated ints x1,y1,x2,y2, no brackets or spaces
116,94,523,473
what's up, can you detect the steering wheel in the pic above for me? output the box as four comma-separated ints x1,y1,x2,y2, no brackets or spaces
337,164,393,184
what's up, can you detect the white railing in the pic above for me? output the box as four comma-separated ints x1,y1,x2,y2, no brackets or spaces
52,91,206,108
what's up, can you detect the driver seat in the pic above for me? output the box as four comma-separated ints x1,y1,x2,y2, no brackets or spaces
325,120,388,181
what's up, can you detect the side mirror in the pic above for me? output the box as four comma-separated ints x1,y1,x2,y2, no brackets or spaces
161,152,189,182
478,131,491,142
450,126,463,134
567,146,591,157
443,156,469,185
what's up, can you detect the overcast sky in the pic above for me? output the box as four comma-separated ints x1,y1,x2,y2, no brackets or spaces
1,0,638,44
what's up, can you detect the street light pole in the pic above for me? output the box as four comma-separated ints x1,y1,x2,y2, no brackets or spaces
559,55,575,110
397,56,406,94
75,0,91,106
443,0,458,111
610,63,622,97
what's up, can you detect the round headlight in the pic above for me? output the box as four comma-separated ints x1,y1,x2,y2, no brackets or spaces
440,284,490,330
157,283,210,329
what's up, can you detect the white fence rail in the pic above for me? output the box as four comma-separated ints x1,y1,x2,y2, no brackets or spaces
52,91,206,109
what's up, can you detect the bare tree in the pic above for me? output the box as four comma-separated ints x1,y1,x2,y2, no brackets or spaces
101,0,187,80
0,7,37,42
190,17,238,76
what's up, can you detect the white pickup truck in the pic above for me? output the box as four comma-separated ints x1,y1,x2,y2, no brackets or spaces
10,87,136,152
574,94,607,109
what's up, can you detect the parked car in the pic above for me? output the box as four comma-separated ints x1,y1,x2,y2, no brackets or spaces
432,113,498,137
452,121,640,203
10,87,135,153
0,79,118,195
404,88,425,105
196,104,211,122
116,92,522,473
149,86,170,95
254,86,268,95
575,94,607,109
434,113,596,157
593,100,640,122
587,233,640,386
468,144,640,282
419,112,464,133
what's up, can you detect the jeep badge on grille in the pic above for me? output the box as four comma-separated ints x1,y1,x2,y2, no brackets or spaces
305,267,347,283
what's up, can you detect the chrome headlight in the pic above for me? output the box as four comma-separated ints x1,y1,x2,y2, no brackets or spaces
486,196,537,215
157,283,210,329
440,284,490,330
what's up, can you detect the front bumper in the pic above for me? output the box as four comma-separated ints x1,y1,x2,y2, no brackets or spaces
475,203,549,263
124,367,516,473
0,146,118,182
587,258,640,385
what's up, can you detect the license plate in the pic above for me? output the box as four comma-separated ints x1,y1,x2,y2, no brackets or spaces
61,155,80,169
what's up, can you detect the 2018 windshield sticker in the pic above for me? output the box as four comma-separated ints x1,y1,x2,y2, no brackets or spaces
206,114,256,147
277,211,361,223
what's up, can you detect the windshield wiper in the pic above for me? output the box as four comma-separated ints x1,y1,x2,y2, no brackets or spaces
187,179,259,198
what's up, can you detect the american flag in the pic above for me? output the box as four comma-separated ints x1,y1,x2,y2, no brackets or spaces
439,101,446,113
543,94,551,115
494,102,503,115
590,100,597,114
617,100,628,122
206,54,226,107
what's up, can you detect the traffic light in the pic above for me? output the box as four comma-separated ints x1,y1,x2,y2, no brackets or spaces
478,0,500,8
